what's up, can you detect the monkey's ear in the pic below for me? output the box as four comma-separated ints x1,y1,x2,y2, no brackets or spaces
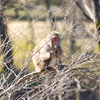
46,31,60,39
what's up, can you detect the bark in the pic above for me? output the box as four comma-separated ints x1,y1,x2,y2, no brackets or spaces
92,0,100,50
76,0,100,50
45,0,56,30
0,0,13,71
0,16,13,71
45,0,51,17
75,1,93,22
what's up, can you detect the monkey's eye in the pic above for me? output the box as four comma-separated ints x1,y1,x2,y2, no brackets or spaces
53,37,59,40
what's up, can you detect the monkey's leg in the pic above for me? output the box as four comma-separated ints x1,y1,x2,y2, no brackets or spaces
36,61,46,72
35,66,42,72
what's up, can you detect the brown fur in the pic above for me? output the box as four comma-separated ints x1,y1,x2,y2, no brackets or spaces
32,31,63,72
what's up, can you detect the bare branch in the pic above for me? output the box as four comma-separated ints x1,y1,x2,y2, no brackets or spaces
82,0,94,20
75,1,93,22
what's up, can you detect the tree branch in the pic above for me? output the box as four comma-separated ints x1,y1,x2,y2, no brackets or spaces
82,0,93,20
75,1,93,22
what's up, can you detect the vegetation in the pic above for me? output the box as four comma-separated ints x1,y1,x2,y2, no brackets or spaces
0,0,100,100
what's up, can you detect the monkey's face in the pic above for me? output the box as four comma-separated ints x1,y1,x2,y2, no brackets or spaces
52,36,60,48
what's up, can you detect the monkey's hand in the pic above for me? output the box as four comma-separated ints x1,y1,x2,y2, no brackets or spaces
50,51,54,55
50,51,58,56
56,45,63,56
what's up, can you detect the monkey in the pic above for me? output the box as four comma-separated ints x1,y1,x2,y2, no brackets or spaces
32,31,63,72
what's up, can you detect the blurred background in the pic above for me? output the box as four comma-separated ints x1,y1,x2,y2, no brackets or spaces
1,0,99,71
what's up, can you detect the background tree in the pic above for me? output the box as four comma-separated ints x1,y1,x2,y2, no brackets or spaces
0,0,13,72
76,0,100,50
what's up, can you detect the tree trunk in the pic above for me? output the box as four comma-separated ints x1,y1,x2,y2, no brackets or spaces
0,0,13,71
92,0,100,50
45,0,51,18
45,0,56,30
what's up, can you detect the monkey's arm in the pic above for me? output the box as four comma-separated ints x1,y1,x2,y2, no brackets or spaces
40,47,50,61
56,45,63,56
